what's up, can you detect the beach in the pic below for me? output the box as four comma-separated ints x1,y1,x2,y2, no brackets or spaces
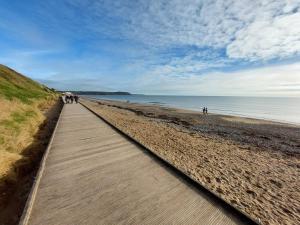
81,98,300,225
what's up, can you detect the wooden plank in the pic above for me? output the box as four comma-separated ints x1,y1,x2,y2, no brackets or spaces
22,103,252,225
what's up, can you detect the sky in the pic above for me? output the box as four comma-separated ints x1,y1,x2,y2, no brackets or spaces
0,0,300,96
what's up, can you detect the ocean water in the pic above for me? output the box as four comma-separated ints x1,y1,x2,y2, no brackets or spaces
84,95,300,125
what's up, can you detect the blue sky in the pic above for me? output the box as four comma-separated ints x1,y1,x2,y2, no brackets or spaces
0,0,300,96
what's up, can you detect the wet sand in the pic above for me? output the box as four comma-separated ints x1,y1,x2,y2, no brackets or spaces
81,98,300,225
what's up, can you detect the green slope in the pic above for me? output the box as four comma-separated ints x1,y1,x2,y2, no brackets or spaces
0,65,61,225
0,64,59,184
0,64,56,104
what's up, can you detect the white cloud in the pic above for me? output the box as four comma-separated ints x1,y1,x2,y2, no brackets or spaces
156,50,232,76
131,62,300,97
227,11,300,60
4,0,300,62
75,0,300,61
1,0,300,95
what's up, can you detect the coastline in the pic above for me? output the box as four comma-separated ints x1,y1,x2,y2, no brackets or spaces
81,98,300,225
86,96,300,127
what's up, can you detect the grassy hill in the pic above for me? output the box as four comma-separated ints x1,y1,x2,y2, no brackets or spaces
0,65,61,224
0,64,59,215
0,65,55,104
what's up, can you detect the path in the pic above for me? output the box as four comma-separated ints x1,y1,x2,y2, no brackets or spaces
21,103,252,225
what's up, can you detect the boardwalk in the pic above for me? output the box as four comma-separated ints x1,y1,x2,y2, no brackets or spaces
21,103,251,225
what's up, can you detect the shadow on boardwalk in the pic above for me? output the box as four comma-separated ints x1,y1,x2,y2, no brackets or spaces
21,103,255,225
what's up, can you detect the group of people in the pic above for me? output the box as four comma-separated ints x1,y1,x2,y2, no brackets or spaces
202,107,208,114
62,92,79,104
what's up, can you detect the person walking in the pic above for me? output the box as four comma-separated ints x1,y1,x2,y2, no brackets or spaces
74,95,79,104
65,95,69,104
62,94,66,104
205,107,208,114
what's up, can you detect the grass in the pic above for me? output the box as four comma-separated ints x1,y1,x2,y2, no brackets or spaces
0,64,55,104
0,64,62,225
0,64,59,181
0,110,37,135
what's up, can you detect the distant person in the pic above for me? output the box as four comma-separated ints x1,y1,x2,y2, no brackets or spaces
70,95,74,104
65,95,69,104
203,107,205,114
205,107,208,114
74,95,79,104
62,94,66,104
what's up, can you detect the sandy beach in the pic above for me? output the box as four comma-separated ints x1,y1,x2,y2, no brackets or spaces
81,98,300,225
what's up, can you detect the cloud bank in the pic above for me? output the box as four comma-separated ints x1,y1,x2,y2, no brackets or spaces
68,0,300,61
0,0,300,96
131,62,300,97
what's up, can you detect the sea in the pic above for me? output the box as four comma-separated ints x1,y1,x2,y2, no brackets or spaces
84,95,300,125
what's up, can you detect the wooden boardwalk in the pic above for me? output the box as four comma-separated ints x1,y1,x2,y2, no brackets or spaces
21,103,252,225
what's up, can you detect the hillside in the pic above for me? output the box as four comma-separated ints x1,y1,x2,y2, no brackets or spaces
0,64,61,225
0,65,55,103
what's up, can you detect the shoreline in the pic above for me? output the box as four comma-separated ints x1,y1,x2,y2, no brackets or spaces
81,98,300,225
87,96,300,127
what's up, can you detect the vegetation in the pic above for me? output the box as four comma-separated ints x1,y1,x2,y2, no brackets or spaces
0,65,53,103
0,64,58,185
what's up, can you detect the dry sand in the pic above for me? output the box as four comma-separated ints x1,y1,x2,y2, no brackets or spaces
81,98,300,225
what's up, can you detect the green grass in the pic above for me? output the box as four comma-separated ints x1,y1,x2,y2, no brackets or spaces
0,64,58,144
0,65,58,196
0,64,56,104
0,110,37,134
